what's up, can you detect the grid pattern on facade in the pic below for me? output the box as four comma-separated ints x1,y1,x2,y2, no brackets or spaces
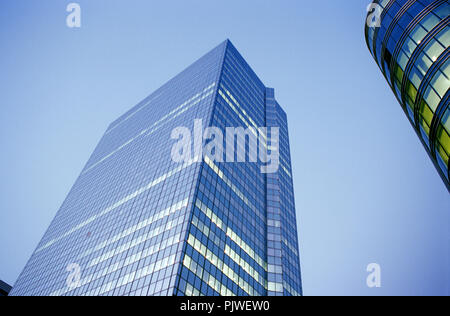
10,40,303,296
365,0,450,190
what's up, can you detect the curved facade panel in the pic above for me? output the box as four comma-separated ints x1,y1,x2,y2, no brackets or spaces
365,0,450,190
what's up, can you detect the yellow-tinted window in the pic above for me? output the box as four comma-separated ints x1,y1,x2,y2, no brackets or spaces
436,123,450,165
419,100,434,127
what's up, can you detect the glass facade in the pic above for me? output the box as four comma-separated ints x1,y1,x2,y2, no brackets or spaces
365,0,450,190
9,40,302,296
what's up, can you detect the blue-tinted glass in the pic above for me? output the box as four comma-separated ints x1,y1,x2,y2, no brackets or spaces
10,40,303,296
365,0,450,189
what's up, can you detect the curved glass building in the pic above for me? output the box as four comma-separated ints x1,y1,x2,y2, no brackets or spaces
365,0,449,190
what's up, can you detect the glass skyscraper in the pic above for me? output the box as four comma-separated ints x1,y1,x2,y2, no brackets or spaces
365,0,449,190
10,40,302,296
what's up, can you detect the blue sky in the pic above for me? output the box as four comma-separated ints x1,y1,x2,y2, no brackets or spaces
0,0,448,296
